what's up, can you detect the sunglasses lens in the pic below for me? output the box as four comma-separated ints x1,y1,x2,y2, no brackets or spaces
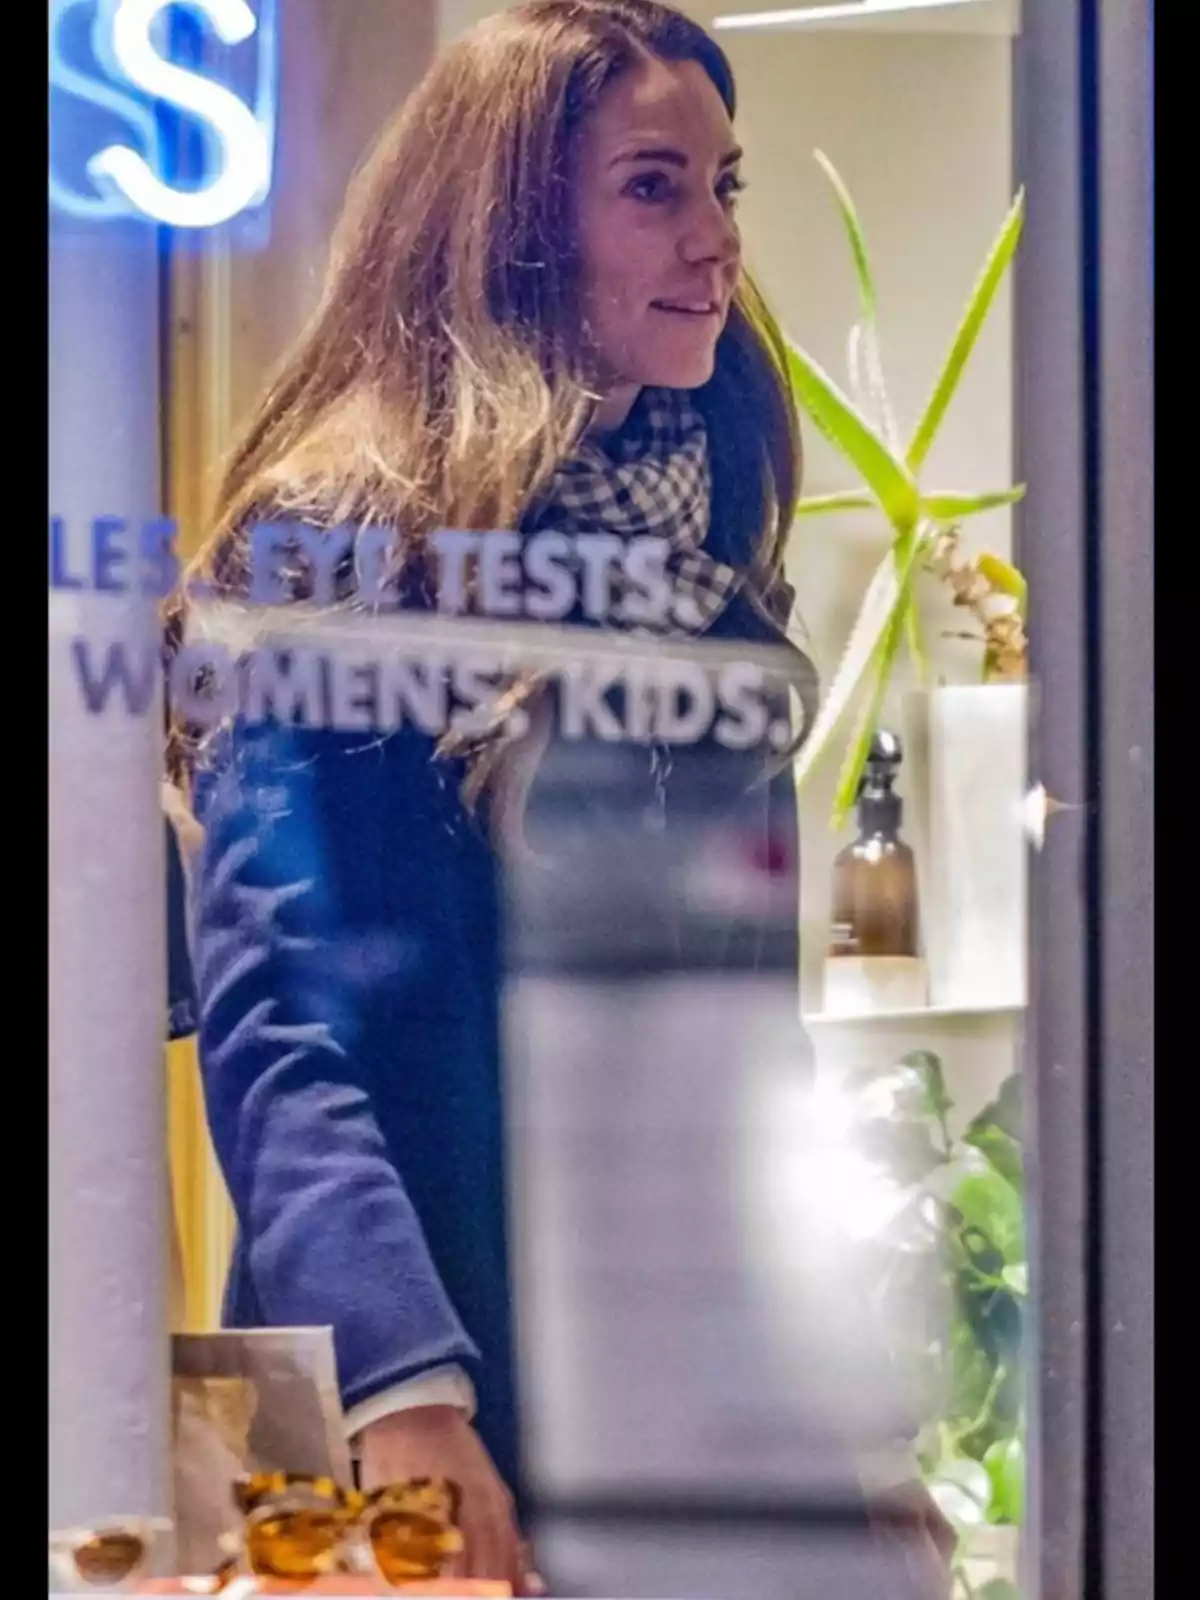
247,1510,347,1579
369,1511,465,1584
73,1531,146,1586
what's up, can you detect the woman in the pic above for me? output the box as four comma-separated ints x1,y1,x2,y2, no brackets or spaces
169,2,952,1592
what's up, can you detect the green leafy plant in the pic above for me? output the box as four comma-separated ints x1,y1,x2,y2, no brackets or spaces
845,1054,1026,1599
785,153,1029,826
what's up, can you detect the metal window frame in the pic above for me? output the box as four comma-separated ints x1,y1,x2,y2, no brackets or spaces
1015,2,1153,1596
1093,1,1154,1594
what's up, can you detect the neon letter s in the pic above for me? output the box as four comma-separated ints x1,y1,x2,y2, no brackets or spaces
89,0,271,228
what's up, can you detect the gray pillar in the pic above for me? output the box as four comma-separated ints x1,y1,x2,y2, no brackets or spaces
48,219,173,1542
1096,0,1154,1591
1013,5,1089,1597
1016,1,1155,1595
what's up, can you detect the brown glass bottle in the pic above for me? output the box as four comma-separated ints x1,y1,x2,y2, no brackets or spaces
825,730,926,1013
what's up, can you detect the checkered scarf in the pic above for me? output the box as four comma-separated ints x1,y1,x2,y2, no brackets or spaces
523,386,742,634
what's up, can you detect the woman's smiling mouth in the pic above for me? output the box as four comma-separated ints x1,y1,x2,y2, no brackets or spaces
651,298,720,317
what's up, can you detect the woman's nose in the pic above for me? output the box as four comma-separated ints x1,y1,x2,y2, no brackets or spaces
680,197,740,268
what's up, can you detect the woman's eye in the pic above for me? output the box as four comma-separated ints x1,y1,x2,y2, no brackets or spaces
623,171,747,208
718,175,747,209
626,171,673,203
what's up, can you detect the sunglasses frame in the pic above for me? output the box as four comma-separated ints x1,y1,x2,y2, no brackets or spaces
221,1473,464,1590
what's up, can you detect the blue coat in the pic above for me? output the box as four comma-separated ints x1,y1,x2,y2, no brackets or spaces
187,589,807,1500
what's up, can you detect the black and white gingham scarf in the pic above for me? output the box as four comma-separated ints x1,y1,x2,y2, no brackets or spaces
524,386,742,634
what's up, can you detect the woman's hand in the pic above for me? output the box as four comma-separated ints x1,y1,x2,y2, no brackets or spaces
358,1404,530,1591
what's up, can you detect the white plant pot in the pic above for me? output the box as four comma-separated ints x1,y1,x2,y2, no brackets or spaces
904,684,1028,1012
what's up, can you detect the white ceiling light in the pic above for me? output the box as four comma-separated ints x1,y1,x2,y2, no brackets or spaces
712,0,991,32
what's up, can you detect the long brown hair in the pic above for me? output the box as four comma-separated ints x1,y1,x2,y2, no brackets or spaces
167,0,803,782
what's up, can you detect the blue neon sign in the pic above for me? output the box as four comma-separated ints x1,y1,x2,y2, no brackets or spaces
49,0,278,229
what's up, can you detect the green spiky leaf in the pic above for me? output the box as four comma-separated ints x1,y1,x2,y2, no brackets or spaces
791,533,920,798
794,491,877,517
831,534,921,821
784,341,920,532
905,587,931,686
832,607,903,824
921,487,1027,520
815,149,877,325
907,189,1026,473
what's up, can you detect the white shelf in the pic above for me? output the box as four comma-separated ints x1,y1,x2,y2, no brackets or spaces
803,1001,1023,1026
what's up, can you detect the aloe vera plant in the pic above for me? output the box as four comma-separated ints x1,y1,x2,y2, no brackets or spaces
786,153,1029,826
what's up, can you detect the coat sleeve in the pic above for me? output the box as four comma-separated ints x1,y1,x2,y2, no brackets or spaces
189,720,482,1413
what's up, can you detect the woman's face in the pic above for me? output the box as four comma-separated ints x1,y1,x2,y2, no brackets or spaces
573,56,744,417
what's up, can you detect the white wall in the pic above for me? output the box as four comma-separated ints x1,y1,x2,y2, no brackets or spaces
222,0,438,437
718,26,1015,1002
